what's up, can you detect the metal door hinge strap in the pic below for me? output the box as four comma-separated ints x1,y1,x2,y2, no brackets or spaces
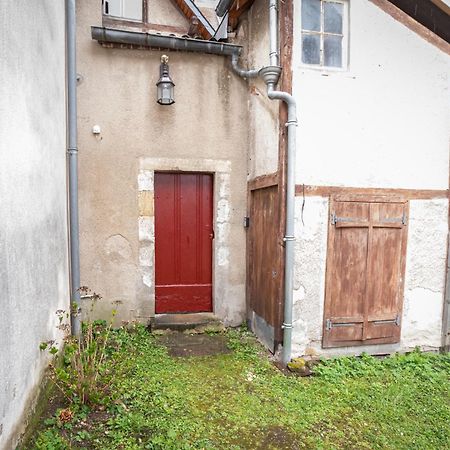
373,315,401,326
283,235,295,242
331,213,407,226
331,213,366,225
380,216,407,224
326,320,360,330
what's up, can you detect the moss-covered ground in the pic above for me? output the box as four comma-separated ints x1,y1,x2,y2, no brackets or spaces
26,326,450,449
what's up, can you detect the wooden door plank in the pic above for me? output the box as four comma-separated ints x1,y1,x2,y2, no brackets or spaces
155,172,213,314
323,199,408,348
248,185,282,352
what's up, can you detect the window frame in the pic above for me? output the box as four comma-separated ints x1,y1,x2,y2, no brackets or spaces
102,0,148,27
300,0,349,71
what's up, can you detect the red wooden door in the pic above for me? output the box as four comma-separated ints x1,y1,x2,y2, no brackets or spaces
154,172,213,314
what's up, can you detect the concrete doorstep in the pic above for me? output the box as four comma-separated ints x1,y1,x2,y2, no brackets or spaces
151,313,223,332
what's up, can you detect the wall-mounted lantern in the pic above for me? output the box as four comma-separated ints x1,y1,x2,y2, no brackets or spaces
156,55,175,105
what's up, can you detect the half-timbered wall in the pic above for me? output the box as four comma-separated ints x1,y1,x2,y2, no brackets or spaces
291,0,450,356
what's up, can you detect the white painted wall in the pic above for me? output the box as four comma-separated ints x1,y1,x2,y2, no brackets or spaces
0,1,69,447
292,197,448,357
291,0,450,356
293,0,450,189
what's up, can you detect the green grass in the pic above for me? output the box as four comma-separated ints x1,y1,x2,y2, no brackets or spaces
27,326,450,449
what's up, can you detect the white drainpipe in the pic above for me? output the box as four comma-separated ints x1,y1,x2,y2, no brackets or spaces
232,0,297,365
67,0,81,336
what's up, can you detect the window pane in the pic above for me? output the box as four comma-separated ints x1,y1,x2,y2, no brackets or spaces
324,2,343,34
302,33,320,65
302,0,321,32
324,35,343,67
105,0,121,17
123,0,142,21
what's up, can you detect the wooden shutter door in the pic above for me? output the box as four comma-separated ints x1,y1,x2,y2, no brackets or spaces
323,199,408,348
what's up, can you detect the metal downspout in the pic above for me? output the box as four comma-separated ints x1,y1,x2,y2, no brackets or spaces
230,0,297,365
263,0,297,365
269,85,297,365
268,0,279,66
67,0,81,336
230,54,260,78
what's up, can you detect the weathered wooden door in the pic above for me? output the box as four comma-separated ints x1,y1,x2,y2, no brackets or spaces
154,172,213,314
247,185,284,352
323,199,408,347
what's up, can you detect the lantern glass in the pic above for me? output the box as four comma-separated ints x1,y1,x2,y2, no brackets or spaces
157,81,175,105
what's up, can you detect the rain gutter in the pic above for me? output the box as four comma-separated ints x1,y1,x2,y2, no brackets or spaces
91,27,242,56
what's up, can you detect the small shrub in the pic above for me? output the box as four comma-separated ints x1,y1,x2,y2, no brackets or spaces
41,288,117,406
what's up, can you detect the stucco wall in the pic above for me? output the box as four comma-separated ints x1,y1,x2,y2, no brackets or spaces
0,1,69,447
246,0,280,179
293,0,450,189
292,196,448,357
290,0,450,357
77,0,248,325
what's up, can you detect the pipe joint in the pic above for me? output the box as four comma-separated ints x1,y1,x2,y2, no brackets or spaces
231,54,260,79
259,65,282,86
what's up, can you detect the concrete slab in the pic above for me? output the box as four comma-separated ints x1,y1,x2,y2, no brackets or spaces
157,333,231,357
152,313,222,331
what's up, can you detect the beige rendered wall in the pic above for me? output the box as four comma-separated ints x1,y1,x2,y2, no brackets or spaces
77,0,249,325
238,0,280,180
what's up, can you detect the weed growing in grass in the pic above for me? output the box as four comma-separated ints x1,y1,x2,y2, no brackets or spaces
30,326,450,450
40,288,119,407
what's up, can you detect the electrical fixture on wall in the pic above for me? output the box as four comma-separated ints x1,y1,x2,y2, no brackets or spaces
156,55,175,105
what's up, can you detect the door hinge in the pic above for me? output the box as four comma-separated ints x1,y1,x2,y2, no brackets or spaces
243,216,250,228
330,213,364,225
326,320,361,331
372,314,401,326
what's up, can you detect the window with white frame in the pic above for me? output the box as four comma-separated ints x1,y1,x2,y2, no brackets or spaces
103,0,144,22
301,0,348,69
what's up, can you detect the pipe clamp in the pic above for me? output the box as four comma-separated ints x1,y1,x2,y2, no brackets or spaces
282,323,293,329
283,235,296,242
